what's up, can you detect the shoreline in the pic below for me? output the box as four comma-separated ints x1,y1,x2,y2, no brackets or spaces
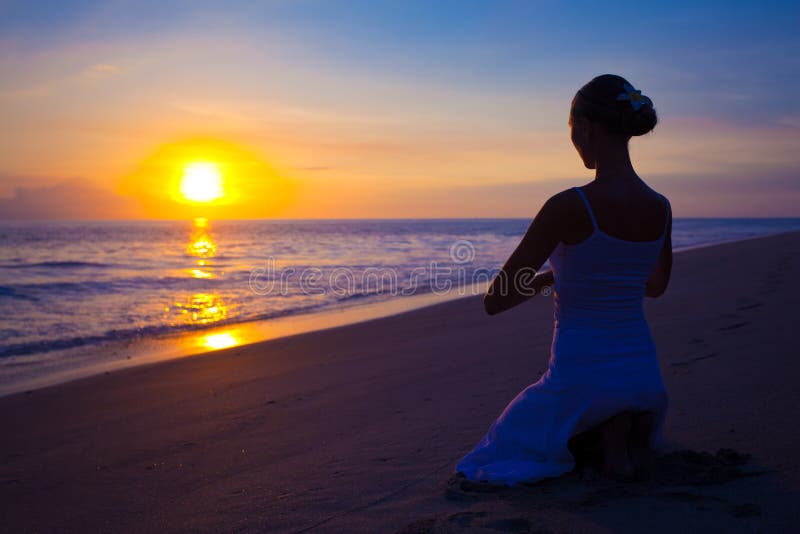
0,282,487,397
1,230,799,531
2,229,799,398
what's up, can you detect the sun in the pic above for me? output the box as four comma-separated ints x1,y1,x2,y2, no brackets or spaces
180,162,224,203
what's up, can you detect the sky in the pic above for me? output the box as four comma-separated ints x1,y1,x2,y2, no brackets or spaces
0,0,798,219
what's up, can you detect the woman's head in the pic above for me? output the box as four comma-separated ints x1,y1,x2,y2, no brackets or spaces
569,74,658,169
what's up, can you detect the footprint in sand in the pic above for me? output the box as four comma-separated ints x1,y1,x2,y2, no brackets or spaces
671,337,717,371
399,511,533,533
482,517,533,532
717,321,749,332
640,448,765,487
760,258,789,294
670,351,718,368
444,447,764,501
445,472,507,500
446,510,487,527
708,311,751,333
729,502,762,517
395,517,439,533
405,448,765,533
735,299,763,311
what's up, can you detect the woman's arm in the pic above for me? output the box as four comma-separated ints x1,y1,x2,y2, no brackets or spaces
646,198,672,298
484,195,562,315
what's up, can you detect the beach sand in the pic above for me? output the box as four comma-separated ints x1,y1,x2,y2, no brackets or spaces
1,231,799,533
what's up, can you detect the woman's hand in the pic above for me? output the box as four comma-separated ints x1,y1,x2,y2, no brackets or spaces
484,268,554,315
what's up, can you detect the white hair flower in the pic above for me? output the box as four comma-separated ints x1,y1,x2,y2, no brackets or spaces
616,82,653,111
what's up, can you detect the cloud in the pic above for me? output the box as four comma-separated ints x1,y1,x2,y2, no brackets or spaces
0,62,122,101
83,63,120,79
0,179,141,219
281,169,800,219
776,115,800,129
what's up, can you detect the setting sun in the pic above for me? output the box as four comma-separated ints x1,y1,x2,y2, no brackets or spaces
180,162,224,203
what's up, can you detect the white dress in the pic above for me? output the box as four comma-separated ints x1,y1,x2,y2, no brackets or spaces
455,186,670,486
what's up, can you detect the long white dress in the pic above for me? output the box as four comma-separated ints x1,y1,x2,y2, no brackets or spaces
454,186,670,486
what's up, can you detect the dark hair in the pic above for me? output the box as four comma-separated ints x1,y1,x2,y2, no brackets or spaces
570,74,658,137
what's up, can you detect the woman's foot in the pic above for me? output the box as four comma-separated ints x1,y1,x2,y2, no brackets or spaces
599,411,636,481
628,446,654,479
628,411,658,477
601,450,636,481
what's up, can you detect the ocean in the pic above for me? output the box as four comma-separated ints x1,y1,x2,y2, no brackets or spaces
1,218,799,392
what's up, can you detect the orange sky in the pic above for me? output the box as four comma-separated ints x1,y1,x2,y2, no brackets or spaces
1,2,799,219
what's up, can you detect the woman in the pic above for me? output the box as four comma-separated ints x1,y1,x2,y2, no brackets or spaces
454,74,672,485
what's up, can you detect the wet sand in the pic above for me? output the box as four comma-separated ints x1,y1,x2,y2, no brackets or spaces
1,231,799,532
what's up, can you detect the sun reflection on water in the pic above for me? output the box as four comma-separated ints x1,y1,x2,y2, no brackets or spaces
163,219,246,354
165,218,230,329
189,268,213,279
187,217,217,274
202,331,240,350
169,293,228,324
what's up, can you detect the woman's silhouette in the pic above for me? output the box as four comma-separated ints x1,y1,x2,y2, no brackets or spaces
455,74,672,484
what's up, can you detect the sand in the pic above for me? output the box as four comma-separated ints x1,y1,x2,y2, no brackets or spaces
1,231,799,533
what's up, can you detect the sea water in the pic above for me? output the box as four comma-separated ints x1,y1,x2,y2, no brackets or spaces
1,218,798,391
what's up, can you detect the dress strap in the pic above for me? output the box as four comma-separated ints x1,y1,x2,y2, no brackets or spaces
573,187,598,230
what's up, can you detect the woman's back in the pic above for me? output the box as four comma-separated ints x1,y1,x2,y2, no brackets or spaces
560,182,670,245
548,186,670,330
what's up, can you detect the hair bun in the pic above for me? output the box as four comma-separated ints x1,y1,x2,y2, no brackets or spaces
571,74,659,138
621,103,658,137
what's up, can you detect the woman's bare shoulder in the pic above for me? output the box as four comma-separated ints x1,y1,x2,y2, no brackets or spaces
641,183,670,204
541,187,584,212
530,187,593,245
532,188,583,227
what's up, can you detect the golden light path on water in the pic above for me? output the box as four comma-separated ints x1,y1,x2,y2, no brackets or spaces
3,252,487,398
169,216,490,356
162,217,245,352
174,286,483,357
165,217,487,357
